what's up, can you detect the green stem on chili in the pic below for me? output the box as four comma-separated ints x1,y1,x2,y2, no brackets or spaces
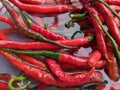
94,15,120,66
69,12,87,19
8,76,31,90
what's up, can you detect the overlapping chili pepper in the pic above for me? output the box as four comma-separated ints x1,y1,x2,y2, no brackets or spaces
0,0,120,89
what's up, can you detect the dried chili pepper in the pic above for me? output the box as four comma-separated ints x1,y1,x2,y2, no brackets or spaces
1,0,76,49
9,0,82,13
21,11,68,41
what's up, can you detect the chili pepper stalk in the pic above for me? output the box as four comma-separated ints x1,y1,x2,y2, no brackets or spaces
94,15,120,66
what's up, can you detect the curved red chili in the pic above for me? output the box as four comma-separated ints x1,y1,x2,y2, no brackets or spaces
0,16,14,29
9,0,82,13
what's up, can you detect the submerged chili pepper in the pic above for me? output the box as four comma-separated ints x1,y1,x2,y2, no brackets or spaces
21,11,68,41
0,15,14,29
9,0,82,13
1,0,76,49
94,2,120,47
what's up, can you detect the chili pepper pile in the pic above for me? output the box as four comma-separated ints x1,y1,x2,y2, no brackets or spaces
0,0,120,89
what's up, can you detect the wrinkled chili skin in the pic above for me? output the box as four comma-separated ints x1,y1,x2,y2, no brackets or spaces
94,2,120,47
9,0,82,13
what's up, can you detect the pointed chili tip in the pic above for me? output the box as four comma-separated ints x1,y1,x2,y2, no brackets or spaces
88,35,95,41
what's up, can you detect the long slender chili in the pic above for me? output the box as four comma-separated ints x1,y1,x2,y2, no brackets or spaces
9,0,82,13
94,2,120,47
94,15,120,66
1,0,76,49
2,48,106,69
21,11,68,41
0,35,94,50
104,0,120,5
0,50,103,87
0,15,14,29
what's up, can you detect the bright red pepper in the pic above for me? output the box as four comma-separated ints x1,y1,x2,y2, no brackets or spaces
0,16,14,29
22,11,68,40
0,82,9,90
9,0,82,14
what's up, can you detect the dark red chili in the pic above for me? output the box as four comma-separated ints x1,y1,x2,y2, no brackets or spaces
82,3,107,55
0,15,14,29
104,0,120,5
9,0,82,13
94,2,120,47
22,11,68,40
110,5,120,12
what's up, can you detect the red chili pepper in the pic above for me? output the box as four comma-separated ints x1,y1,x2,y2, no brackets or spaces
77,20,90,26
19,0,44,5
46,59,103,85
88,50,102,68
0,15,14,29
82,4,107,55
104,0,120,5
94,2,120,47
110,5,120,12
22,11,68,40
1,0,75,49
0,28,15,34
0,82,9,90
9,0,82,13
0,35,93,50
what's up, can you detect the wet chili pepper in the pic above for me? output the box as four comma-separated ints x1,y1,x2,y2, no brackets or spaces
104,0,120,5
2,48,106,69
0,15,14,29
1,0,76,49
0,35,94,50
22,11,68,41
94,2,120,47
20,0,44,5
9,0,82,14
